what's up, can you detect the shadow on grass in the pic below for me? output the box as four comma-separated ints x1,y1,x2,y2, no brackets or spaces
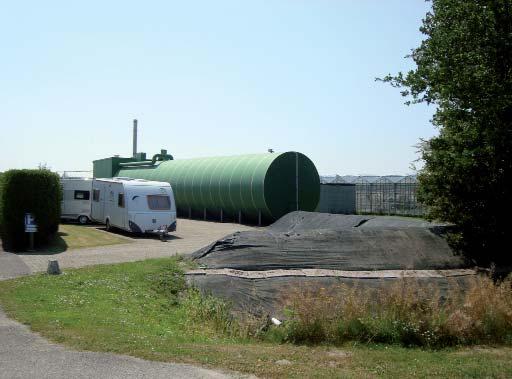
15,232,69,255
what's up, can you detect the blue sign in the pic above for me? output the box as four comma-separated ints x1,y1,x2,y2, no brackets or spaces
25,213,38,233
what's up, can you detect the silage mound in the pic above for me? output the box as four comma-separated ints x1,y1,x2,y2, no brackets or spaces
192,211,466,271
267,212,370,233
188,211,472,315
268,211,448,231
187,274,473,317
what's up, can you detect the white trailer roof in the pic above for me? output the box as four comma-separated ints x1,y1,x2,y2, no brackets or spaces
95,177,171,187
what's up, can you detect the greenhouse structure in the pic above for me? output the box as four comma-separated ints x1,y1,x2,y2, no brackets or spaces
320,175,424,216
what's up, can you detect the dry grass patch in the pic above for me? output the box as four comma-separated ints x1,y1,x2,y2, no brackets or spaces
277,275,512,347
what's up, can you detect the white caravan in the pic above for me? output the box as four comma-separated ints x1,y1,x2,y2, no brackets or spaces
60,178,93,224
90,178,177,235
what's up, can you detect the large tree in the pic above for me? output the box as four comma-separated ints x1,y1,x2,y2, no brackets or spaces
382,0,512,265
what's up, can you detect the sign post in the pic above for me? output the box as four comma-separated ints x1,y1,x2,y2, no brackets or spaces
25,213,38,251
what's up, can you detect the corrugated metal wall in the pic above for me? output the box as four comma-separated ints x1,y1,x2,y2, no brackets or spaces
316,183,356,214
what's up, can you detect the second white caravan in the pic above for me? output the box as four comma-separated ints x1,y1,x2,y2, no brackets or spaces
60,177,92,224
91,178,177,235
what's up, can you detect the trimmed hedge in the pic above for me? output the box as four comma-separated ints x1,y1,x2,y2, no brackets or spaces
0,172,3,232
0,169,61,251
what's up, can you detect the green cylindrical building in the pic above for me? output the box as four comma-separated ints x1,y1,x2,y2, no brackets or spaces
114,151,320,221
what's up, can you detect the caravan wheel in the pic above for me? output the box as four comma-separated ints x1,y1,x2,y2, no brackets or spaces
78,215,89,225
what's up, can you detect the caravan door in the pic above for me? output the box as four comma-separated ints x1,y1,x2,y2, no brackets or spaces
91,182,105,222
115,190,127,229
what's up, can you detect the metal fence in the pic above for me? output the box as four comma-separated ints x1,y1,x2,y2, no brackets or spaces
320,175,424,216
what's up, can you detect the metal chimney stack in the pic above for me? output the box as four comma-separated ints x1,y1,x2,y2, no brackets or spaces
132,119,138,158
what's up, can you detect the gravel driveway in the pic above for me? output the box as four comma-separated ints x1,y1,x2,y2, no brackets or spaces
5,219,254,276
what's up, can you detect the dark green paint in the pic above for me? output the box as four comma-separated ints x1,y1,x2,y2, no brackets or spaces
115,152,320,220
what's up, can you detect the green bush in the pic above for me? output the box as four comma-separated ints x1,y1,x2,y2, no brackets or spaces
0,172,4,230
0,169,62,251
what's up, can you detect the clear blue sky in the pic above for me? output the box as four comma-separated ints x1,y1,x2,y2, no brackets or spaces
0,0,434,175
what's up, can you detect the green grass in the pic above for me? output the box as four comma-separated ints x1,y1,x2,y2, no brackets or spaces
38,224,130,253
0,257,511,378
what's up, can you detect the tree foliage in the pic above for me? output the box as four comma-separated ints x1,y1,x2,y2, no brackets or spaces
382,0,512,265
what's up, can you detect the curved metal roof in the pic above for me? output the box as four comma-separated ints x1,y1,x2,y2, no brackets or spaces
320,174,418,184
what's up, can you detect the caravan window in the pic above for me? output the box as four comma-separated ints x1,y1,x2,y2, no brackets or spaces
74,190,90,200
118,193,125,208
147,195,171,210
93,189,100,202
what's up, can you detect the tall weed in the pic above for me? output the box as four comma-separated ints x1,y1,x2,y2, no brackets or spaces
276,275,512,347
